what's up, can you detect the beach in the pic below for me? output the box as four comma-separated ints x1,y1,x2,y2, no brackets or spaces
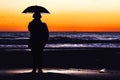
0,48,120,79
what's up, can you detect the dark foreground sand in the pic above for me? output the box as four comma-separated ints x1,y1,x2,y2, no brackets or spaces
0,48,120,69
0,48,120,79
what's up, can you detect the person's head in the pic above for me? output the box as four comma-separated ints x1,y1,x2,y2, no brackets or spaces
33,12,42,19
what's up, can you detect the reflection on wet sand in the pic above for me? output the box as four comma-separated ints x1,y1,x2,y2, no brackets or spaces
0,68,120,80
0,68,117,75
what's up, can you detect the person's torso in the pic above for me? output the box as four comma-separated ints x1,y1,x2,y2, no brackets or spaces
28,20,49,43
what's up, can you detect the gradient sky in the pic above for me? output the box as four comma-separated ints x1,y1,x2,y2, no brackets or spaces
0,0,120,32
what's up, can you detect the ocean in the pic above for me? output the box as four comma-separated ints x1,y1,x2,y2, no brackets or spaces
0,32,120,51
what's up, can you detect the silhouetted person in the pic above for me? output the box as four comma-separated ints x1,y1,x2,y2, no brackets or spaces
28,12,49,73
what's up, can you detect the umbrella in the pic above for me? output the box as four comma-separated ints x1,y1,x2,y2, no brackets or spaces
22,5,50,14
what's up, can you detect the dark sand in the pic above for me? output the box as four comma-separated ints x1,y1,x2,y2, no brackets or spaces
0,48,120,69
0,48,120,79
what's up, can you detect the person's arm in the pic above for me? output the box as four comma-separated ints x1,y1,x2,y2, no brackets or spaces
42,23,49,39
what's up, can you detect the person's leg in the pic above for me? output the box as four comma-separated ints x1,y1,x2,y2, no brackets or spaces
38,53,43,73
38,47,44,73
31,50,37,73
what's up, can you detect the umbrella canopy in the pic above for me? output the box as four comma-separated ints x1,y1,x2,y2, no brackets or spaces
22,5,50,14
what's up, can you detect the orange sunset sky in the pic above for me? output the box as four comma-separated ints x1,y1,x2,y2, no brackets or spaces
0,0,120,32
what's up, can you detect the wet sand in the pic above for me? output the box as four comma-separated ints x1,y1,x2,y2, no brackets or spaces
0,68,120,80
0,48,120,79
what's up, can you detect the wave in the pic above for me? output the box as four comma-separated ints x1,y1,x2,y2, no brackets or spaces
0,32,120,40
0,43,120,49
0,32,120,50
